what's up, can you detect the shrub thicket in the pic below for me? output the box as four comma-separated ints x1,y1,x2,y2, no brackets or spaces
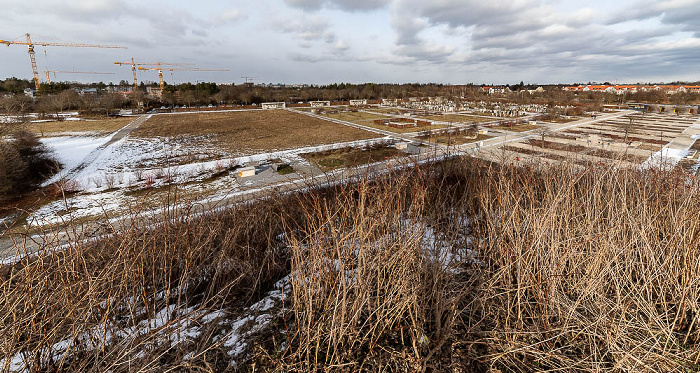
1,157,699,372
0,128,57,203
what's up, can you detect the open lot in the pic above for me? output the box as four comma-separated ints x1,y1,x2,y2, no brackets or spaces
27,117,135,136
420,132,492,146
357,122,452,134
301,145,404,171
491,123,542,132
317,110,391,123
133,110,379,156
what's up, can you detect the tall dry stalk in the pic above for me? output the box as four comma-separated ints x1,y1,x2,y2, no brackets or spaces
462,160,700,372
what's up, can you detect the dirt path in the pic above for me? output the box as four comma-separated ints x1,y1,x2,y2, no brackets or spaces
0,114,151,259
60,114,151,181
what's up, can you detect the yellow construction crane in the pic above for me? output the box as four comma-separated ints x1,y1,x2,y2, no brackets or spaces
45,69,114,83
137,64,229,93
0,33,127,93
114,58,194,91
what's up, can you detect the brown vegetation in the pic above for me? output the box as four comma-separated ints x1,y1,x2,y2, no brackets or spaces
301,144,403,170
492,123,541,132
1,157,699,372
26,117,134,136
133,110,379,155
0,129,58,204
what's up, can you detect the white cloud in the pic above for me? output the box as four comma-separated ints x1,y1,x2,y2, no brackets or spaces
213,9,246,23
284,0,390,12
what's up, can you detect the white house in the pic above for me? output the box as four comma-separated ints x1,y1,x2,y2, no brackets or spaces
310,101,331,108
261,102,286,109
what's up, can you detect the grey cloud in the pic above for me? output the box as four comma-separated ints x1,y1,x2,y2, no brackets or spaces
386,0,700,77
289,52,326,63
273,16,336,43
284,0,390,12
606,0,700,35
211,9,247,24
393,43,454,62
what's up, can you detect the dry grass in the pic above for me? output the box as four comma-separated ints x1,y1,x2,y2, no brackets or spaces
133,110,379,154
2,156,700,372
366,108,410,114
541,116,580,123
492,123,542,132
421,133,492,146
27,117,134,136
0,190,298,372
318,111,390,122
360,122,452,134
301,145,404,170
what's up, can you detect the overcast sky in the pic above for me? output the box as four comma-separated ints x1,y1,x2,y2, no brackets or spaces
1,0,699,85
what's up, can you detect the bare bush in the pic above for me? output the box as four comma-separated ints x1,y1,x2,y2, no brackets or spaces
104,173,117,189
133,168,144,181
0,129,57,203
1,158,699,372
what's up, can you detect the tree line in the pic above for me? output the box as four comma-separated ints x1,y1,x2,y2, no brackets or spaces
1,78,698,116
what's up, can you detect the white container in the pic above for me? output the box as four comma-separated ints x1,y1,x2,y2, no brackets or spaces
237,166,256,178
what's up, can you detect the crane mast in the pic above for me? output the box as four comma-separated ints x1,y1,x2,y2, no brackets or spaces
0,33,127,94
114,59,194,91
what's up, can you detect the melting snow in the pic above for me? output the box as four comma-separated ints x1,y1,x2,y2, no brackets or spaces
41,135,111,174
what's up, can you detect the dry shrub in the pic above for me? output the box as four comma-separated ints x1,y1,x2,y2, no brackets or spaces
460,161,700,372
0,129,58,203
1,156,699,372
0,190,298,372
0,143,28,201
280,168,475,371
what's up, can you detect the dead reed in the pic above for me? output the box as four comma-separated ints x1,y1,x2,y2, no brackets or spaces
1,156,699,372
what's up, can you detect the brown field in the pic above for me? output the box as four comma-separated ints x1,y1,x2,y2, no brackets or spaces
301,145,404,170
319,111,391,122
422,133,492,146
359,122,453,134
492,123,541,132
133,110,379,154
28,117,135,136
366,108,410,115
542,117,580,123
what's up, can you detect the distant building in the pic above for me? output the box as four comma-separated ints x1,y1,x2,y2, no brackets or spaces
482,86,511,94
349,99,368,106
381,98,397,106
75,88,98,95
146,87,162,97
310,101,331,108
261,102,286,109
394,142,409,150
